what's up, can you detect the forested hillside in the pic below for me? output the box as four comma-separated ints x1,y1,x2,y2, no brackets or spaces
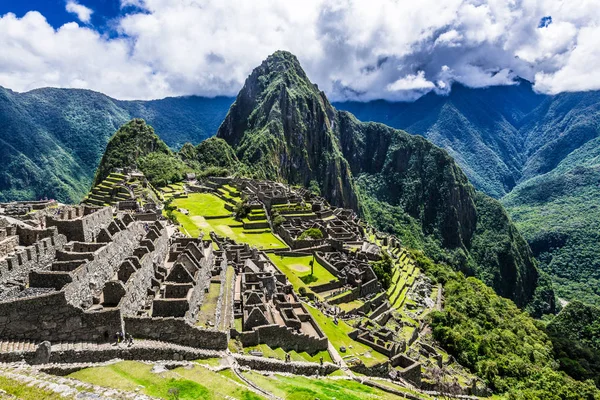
212,51,551,314
336,85,600,306
0,86,232,203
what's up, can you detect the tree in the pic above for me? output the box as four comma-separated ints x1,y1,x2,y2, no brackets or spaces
299,228,323,240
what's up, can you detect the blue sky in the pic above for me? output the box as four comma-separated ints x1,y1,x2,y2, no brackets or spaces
0,0,599,101
0,0,122,29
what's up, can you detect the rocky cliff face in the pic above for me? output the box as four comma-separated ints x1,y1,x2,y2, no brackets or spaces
215,51,550,311
216,51,357,209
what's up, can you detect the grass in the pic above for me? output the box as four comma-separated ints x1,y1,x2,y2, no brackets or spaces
219,266,236,330
171,192,286,249
304,304,388,367
172,193,230,217
195,358,223,368
267,254,337,296
338,300,364,312
196,283,221,328
0,375,64,400
68,361,263,400
242,371,404,400
244,343,332,364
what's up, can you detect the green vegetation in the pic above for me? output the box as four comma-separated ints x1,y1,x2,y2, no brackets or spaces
196,282,220,328
94,119,191,187
170,193,286,249
503,139,600,306
267,254,337,295
298,227,323,240
304,303,387,367
68,360,262,400
371,252,393,289
242,371,414,400
244,343,332,363
0,375,64,400
547,301,600,387
421,254,600,398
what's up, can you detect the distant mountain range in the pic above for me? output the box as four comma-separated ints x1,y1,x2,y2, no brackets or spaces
0,86,233,203
1,63,599,305
335,85,600,306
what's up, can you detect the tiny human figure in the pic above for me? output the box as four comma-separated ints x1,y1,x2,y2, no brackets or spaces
114,331,123,345
285,353,290,363
125,332,134,347
319,356,323,366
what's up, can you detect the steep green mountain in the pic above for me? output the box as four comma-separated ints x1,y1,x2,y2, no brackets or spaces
421,255,599,396
335,86,600,306
335,81,546,198
0,86,232,203
547,301,600,386
93,119,191,188
216,51,357,209
214,51,550,313
503,138,600,305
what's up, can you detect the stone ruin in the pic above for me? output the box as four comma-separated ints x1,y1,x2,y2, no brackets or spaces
0,177,482,396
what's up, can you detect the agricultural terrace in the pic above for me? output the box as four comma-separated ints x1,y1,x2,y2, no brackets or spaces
304,304,388,367
171,193,286,250
267,254,337,296
68,361,263,400
242,343,332,364
241,370,420,400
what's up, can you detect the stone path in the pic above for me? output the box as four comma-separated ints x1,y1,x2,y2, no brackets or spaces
224,352,282,400
327,342,354,376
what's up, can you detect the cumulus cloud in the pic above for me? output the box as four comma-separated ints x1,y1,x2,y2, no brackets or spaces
0,0,599,101
65,0,93,24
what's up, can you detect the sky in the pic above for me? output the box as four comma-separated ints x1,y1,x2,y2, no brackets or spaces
0,0,599,101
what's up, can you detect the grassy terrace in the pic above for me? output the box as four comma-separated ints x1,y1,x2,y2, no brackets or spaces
171,193,286,250
242,371,410,400
0,375,64,400
267,254,337,296
68,361,263,400
305,304,387,367
244,343,332,364
196,282,220,328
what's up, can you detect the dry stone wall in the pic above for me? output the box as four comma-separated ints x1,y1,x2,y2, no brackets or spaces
0,291,121,342
124,316,228,350
0,229,67,285
64,221,146,308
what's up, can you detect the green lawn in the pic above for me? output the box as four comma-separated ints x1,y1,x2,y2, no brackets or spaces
244,343,332,364
242,371,405,400
267,254,337,296
0,375,64,400
196,283,221,328
338,300,364,312
304,304,388,367
172,193,231,217
68,361,263,400
171,193,286,250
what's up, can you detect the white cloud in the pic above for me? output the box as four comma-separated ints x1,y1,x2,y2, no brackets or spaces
65,0,93,24
0,0,599,101
387,71,435,91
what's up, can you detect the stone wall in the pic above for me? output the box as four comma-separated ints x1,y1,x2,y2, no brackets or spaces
0,291,121,342
0,229,67,285
0,343,219,365
239,324,328,353
314,252,342,278
118,226,169,316
63,221,146,308
124,316,228,350
46,206,113,242
234,354,338,376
